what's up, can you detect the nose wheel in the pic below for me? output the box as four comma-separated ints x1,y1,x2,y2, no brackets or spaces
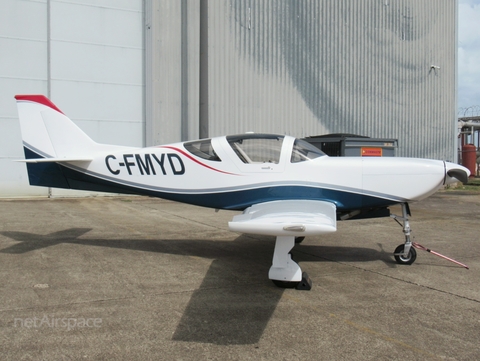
394,244,417,265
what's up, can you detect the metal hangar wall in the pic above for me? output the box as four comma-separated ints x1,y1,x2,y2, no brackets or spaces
147,0,457,160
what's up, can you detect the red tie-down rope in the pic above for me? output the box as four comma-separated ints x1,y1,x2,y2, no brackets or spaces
412,242,469,269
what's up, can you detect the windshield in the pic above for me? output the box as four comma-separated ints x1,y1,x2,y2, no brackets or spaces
184,139,221,161
227,134,284,164
290,139,326,163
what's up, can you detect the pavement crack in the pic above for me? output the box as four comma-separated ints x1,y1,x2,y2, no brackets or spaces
296,249,480,304
0,283,266,314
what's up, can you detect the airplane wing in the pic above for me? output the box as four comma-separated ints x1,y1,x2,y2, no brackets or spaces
228,200,337,236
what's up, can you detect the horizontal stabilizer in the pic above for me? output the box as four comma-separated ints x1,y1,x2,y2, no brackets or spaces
229,200,337,236
16,157,93,163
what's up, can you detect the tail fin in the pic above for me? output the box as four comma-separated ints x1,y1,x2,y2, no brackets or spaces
15,95,98,162
15,95,136,190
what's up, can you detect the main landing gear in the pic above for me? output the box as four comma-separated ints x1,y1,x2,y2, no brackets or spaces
391,203,417,265
269,236,312,290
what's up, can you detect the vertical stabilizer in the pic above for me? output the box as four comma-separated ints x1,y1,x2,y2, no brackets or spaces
15,95,98,160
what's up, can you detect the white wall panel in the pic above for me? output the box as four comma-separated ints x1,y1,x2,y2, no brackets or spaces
51,1,142,48
49,0,144,148
0,0,47,39
0,0,144,197
51,42,143,85
0,0,48,197
0,38,47,81
61,0,141,12
51,81,144,146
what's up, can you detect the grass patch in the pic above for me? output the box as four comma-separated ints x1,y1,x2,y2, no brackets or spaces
446,177,480,192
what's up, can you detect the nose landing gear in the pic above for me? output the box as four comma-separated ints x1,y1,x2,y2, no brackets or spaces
390,203,468,269
391,203,417,265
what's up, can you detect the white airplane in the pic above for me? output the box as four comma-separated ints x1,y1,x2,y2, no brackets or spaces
15,95,470,289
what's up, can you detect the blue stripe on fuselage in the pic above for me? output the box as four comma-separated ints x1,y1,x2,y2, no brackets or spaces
22,147,399,211
23,147,71,188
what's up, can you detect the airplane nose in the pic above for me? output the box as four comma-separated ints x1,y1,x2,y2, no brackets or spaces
444,162,470,185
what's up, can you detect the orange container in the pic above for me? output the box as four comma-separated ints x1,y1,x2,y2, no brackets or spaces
461,144,476,177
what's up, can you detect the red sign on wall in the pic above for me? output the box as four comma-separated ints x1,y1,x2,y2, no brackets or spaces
361,147,383,157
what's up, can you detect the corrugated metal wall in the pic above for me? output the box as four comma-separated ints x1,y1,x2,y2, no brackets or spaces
145,0,200,145
199,0,457,159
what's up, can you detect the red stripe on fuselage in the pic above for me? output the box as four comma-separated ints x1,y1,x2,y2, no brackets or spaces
159,146,239,175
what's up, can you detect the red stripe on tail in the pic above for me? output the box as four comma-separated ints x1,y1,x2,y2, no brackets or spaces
15,95,64,114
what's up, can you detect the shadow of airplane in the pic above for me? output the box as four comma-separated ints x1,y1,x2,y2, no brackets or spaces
0,228,396,345
0,228,92,254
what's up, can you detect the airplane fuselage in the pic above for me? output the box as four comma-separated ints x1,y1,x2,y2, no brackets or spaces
26,134,455,212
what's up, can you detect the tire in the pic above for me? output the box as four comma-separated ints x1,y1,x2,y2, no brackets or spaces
394,244,417,265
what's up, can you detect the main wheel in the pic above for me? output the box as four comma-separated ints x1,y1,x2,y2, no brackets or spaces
394,244,417,265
